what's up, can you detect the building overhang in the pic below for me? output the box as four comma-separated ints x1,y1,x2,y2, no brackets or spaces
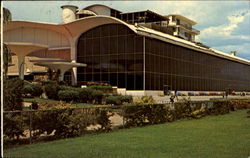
5,42,48,56
166,14,197,25
34,62,87,69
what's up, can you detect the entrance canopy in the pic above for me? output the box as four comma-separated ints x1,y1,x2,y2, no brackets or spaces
5,42,48,79
34,62,86,81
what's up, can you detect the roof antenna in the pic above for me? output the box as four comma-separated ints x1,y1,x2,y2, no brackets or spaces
230,51,237,56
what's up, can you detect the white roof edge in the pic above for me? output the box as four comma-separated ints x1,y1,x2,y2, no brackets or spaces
7,20,58,25
134,26,250,65
64,15,138,34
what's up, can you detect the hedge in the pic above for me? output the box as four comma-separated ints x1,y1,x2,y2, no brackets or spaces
44,82,60,100
78,88,94,103
106,95,132,105
23,83,43,97
3,107,113,146
4,99,250,148
3,78,24,111
122,100,249,128
58,90,80,102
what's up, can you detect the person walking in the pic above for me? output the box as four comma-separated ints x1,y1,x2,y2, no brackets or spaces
174,90,178,101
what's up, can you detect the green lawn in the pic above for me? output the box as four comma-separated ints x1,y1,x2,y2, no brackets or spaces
4,110,250,158
23,97,59,104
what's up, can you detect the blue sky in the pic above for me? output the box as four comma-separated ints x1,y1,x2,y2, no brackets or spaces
3,1,250,60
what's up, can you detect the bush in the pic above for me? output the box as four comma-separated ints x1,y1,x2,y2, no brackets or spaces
3,78,24,111
58,90,79,102
123,104,172,128
134,95,156,104
3,113,25,140
208,101,230,115
120,95,133,103
89,85,113,93
87,82,113,93
22,84,33,97
31,101,39,110
96,109,113,132
59,85,72,91
106,95,122,105
44,82,60,100
228,100,250,110
78,88,94,103
31,108,113,139
92,90,104,104
23,83,43,97
32,84,43,97
190,106,206,119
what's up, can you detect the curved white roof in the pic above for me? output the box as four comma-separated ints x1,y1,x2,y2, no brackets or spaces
82,4,122,13
4,15,137,39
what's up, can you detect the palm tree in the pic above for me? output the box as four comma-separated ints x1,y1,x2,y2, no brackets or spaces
1,7,12,78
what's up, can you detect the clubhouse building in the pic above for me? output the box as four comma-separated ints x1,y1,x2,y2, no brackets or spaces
3,4,250,95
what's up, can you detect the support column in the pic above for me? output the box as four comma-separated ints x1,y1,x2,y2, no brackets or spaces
59,69,67,82
71,66,77,86
143,36,145,91
17,55,25,79
70,38,78,86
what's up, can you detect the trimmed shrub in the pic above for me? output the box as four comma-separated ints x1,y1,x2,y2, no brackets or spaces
89,85,113,93
106,95,122,105
120,95,133,103
78,88,94,103
59,85,72,91
32,84,43,97
58,90,79,102
92,90,104,104
23,83,43,97
44,82,60,100
3,78,23,111
22,84,34,98
86,82,113,93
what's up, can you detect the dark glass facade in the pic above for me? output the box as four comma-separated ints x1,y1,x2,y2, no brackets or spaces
145,38,250,91
77,23,250,91
77,24,143,90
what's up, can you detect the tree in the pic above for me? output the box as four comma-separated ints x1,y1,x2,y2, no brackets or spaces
1,7,12,78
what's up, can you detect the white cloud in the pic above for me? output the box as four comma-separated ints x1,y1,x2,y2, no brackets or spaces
198,10,250,46
213,43,250,60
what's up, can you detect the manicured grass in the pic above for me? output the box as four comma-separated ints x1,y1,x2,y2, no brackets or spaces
4,110,250,158
23,97,59,104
